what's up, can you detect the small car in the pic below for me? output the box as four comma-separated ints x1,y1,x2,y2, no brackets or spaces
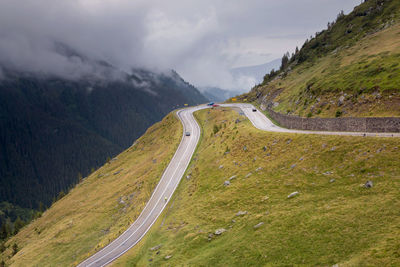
185,132,191,136
252,108,257,112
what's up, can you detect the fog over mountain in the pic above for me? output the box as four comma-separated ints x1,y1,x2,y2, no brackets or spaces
0,0,359,90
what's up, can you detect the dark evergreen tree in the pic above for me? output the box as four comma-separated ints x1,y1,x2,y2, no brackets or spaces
12,243,18,256
280,52,290,71
0,223,7,239
13,217,24,234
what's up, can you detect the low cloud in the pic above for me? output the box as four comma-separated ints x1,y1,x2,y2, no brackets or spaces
0,0,360,89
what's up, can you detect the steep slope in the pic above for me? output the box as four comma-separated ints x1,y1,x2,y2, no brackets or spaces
0,67,206,215
1,112,182,266
113,108,400,266
3,106,399,266
242,0,400,118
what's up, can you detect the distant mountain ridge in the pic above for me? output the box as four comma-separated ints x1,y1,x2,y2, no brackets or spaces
200,59,280,102
200,87,242,102
230,59,281,85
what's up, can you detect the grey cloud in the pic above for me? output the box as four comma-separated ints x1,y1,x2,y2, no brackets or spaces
0,0,360,89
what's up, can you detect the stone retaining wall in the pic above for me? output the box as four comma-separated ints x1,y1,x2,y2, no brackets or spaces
265,107,400,133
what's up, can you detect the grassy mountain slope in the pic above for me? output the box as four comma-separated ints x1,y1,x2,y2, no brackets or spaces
1,113,182,266
113,108,400,266
242,0,400,117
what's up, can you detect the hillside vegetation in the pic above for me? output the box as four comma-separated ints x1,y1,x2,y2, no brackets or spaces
241,0,400,118
114,107,400,266
1,113,182,266
0,68,206,242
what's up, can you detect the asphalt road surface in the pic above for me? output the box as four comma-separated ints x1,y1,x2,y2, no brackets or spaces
78,103,399,266
78,108,200,267
223,103,400,137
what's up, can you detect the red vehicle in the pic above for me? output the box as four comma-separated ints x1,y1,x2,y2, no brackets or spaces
212,104,219,107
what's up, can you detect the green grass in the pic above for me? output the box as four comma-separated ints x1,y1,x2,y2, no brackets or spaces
254,23,400,118
240,1,400,118
2,113,183,267
113,108,400,266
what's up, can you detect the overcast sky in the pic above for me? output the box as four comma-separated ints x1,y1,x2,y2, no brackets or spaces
0,0,361,90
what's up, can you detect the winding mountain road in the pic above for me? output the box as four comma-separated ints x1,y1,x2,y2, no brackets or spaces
78,103,399,266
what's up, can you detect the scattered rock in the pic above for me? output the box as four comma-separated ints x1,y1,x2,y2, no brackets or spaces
287,192,299,199
152,159,157,164
253,157,257,162
338,95,345,106
224,181,231,186
266,153,271,156
208,233,214,239
364,180,373,188
243,145,247,151
262,195,269,201
113,169,123,175
253,222,264,229
229,175,237,181
236,211,248,216
286,139,292,144
219,165,224,169
330,179,336,183
235,119,241,124
263,146,267,152
323,171,333,175
332,264,339,267
255,167,262,172
299,157,304,161
245,173,252,178
331,147,336,151
215,228,226,235
322,144,327,148
150,244,162,251
165,255,172,260
149,259,153,262
186,175,191,180
290,164,297,169
273,102,279,107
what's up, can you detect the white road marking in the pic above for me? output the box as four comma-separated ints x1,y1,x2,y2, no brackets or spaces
78,103,399,266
